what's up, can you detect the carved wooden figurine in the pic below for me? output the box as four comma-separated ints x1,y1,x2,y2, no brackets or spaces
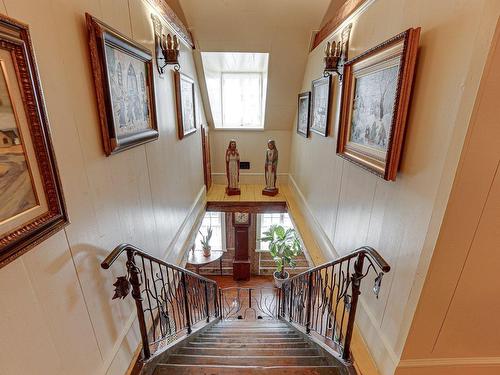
262,139,279,196
225,139,241,195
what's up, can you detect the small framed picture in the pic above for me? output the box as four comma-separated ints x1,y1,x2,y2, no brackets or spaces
297,91,311,137
337,28,420,181
174,71,197,139
311,75,332,137
86,13,159,156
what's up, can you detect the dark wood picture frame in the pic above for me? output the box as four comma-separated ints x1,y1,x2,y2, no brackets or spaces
0,14,68,268
86,13,159,156
310,75,332,137
297,91,311,138
174,71,196,139
337,28,420,181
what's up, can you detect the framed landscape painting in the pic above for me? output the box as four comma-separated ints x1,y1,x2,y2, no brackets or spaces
0,15,67,267
174,71,196,139
297,91,311,137
337,28,420,181
86,13,159,156
310,75,332,137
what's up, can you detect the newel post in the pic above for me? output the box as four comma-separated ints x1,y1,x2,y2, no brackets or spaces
343,252,365,361
305,273,314,334
181,273,192,334
126,250,151,359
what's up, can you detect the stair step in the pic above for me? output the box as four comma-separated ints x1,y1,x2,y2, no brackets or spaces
154,365,344,375
166,354,328,366
201,332,299,338
193,337,306,344
186,341,312,349
177,347,319,356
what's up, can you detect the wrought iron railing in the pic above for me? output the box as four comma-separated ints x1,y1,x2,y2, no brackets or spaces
220,287,280,320
101,244,219,359
279,246,390,361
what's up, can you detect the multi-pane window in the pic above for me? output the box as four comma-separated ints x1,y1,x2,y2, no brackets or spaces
221,72,263,128
195,212,225,251
256,213,294,251
201,52,268,129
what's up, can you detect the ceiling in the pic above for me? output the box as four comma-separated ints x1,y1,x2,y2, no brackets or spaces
177,0,332,130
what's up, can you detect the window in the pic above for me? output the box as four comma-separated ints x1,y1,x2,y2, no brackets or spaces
201,52,269,129
256,213,294,251
195,212,225,251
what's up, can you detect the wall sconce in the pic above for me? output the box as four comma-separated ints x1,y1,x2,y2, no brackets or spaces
152,14,180,74
323,23,352,80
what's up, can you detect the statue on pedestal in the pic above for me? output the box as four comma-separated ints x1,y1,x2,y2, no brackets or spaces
262,139,279,196
225,139,240,196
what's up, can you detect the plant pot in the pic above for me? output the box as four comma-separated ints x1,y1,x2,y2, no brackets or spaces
273,271,289,288
202,246,211,257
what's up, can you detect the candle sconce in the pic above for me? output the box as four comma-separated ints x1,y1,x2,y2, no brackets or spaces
152,14,180,74
323,23,352,81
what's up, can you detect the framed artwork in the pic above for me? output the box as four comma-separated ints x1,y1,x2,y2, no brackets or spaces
174,71,196,139
337,28,420,181
297,91,311,137
86,13,158,156
0,14,67,268
310,75,332,137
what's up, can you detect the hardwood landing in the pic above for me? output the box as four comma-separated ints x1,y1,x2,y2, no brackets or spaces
207,275,274,289
207,184,288,203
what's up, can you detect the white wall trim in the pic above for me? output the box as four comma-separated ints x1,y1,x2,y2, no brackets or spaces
399,357,500,368
288,174,339,260
163,185,207,264
102,313,137,375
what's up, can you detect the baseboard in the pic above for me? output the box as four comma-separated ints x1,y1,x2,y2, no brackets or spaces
162,185,207,264
396,357,500,375
211,172,289,185
288,174,339,260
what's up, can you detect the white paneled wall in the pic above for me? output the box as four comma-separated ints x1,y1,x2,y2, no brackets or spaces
289,1,500,374
0,0,206,374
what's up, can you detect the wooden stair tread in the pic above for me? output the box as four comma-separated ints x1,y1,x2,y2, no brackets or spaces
166,354,328,366
153,364,345,375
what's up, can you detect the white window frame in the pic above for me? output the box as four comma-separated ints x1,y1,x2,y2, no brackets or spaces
195,212,226,251
220,71,264,129
255,213,294,252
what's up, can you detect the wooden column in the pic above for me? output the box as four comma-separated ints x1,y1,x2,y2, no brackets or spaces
232,212,251,280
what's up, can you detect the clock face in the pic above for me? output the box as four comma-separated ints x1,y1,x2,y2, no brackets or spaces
234,212,250,225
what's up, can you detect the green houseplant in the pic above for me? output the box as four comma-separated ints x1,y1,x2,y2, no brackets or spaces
199,227,213,257
260,224,302,287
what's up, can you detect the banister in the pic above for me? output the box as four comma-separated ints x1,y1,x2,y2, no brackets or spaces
101,243,217,285
285,246,390,283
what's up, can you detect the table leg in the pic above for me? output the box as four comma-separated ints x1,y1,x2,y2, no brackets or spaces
220,257,223,276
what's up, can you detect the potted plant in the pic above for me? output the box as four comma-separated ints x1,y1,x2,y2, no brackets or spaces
199,227,213,257
260,224,302,287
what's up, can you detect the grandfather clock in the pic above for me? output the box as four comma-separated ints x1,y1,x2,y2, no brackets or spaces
232,212,251,280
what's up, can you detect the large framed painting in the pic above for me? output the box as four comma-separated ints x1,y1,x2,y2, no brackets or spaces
297,91,311,138
310,75,332,137
337,28,420,181
174,71,196,139
86,13,158,156
0,14,67,268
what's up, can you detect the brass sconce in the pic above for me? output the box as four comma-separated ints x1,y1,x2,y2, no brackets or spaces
323,23,352,80
152,14,180,74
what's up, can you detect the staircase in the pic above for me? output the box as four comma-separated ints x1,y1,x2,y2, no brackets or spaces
149,320,349,375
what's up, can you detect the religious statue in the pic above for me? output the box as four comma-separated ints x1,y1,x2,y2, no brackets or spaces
225,139,241,195
262,139,279,196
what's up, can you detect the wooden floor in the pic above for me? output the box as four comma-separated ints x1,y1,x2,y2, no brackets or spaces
207,275,275,289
